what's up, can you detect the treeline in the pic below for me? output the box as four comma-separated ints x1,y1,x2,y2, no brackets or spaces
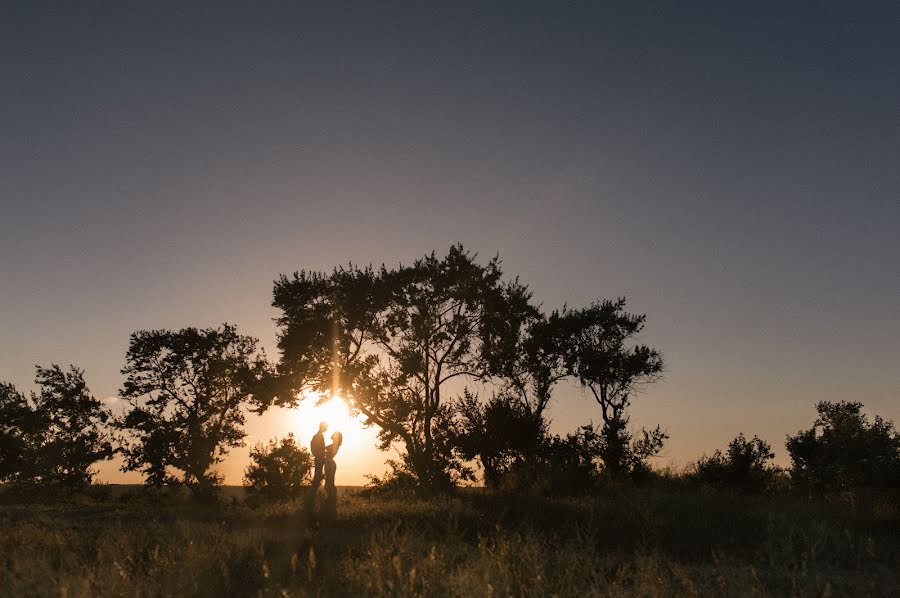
1,245,898,500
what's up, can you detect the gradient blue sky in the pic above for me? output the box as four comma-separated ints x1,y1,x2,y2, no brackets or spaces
1,2,898,484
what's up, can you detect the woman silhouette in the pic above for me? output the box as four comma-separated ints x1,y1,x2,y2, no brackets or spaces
323,431,342,520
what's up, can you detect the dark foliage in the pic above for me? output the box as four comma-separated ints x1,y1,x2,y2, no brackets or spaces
0,366,112,487
243,433,312,503
787,401,900,491
532,425,605,493
272,244,532,493
0,382,36,482
365,403,472,496
29,365,114,486
693,433,778,493
562,299,666,478
115,324,270,499
453,390,547,489
482,306,568,423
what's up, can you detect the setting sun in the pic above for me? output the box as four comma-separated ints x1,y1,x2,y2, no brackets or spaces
287,392,381,484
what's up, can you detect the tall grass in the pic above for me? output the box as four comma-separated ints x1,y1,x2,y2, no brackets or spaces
0,487,897,596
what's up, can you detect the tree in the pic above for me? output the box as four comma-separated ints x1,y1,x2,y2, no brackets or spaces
453,390,548,489
563,299,665,478
693,433,777,493
116,324,270,498
30,365,113,486
0,382,38,482
0,367,112,487
485,311,571,423
454,308,576,489
273,245,534,492
786,401,900,491
243,433,312,503
463,299,669,490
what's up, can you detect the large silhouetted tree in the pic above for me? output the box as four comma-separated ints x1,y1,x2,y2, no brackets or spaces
116,324,270,498
563,299,665,478
273,245,534,492
0,367,112,486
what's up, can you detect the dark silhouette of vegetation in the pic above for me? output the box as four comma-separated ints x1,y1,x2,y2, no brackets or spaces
0,382,36,482
243,433,312,504
453,390,547,489
562,300,666,478
272,244,534,494
530,425,606,493
482,305,569,425
787,401,900,491
272,246,670,494
454,310,573,490
693,433,779,493
451,296,668,491
4,245,900,596
0,366,112,487
115,324,270,499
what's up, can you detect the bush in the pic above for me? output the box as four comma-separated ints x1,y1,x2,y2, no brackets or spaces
533,425,604,494
360,461,423,498
363,448,470,498
243,434,312,503
453,391,547,489
692,433,778,493
786,401,900,491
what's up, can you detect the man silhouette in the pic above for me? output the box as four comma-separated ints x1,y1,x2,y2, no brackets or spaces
307,421,328,507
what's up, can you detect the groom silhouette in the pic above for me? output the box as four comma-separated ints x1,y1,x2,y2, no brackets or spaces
307,421,328,505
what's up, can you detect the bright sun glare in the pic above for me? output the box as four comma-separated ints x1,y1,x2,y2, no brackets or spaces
289,392,378,458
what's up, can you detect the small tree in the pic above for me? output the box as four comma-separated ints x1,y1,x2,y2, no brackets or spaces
564,299,665,478
243,433,312,503
786,401,900,491
474,311,572,476
116,324,270,498
0,367,112,487
30,365,114,487
693,433,777,493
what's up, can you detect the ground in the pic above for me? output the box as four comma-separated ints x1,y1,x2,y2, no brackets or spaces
0,485,897,596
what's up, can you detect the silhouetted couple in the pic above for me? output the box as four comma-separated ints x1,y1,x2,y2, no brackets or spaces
307,421,342,521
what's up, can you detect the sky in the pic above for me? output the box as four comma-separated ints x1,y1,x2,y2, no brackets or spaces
1,2,898,485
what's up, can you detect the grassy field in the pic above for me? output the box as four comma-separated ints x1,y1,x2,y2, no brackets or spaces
1,486,898,597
